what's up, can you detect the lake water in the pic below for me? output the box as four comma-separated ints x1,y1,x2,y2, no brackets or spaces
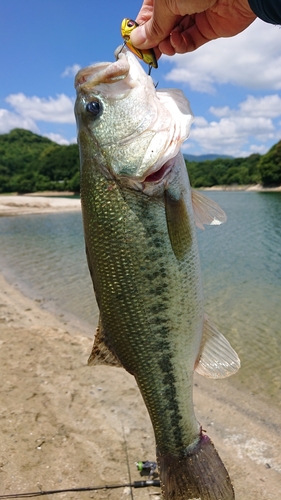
0,192,280,410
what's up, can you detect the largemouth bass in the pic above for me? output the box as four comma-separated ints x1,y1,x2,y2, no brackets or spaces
74,47,240,500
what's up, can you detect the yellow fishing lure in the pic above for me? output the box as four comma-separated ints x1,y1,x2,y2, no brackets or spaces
121,18,158,73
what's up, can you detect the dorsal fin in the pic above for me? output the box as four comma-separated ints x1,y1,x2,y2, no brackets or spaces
195,314,240,378
88,317,123,368
191,190,227,230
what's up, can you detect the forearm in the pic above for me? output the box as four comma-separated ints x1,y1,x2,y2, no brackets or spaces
248,0,281,23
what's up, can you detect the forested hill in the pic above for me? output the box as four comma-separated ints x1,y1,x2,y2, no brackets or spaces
0,128,281,193
186,141,281,187
0,129,80,194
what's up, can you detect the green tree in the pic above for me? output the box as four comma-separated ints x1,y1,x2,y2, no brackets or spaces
68,171,80,192
0,128,52,176
38,144,79,182
258,141,281,186
0,129,81,193
225,166,249,185
247,154,261,183
186,153,262,188
10,173,37,194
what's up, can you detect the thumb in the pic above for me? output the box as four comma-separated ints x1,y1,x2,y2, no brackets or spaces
130,11,179,49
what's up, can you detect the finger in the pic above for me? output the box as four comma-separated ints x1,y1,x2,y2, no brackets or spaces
158,37,176,56
131,2,181,49
170,24,212,52
130,17,177,49
152,46,163,60
134,0,154,25
168,13,217,52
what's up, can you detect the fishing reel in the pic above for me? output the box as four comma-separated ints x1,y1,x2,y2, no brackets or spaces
135,460,158,479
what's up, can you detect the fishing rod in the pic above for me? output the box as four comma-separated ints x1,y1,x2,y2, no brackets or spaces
122,423,134,500
0,480,161,499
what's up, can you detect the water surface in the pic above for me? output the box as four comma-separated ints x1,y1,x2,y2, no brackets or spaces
0,192,280,409
198,192,281,407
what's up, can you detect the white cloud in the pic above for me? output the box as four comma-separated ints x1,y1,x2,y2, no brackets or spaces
210,94,281,119
5,93,75,123
249,144,268,154
164,20,281,93
43,132,77,145
43,132,70,145
0,93,75,144
201,120,273,153
193,116,208,127
239,94,281,118
209,106,231,118
61,64,81,78
186,92,281,156
0,108,39,134
192,115,274,140
188,115,276,156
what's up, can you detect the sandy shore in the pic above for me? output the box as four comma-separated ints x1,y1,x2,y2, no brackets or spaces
0,271,280,499
0,195,81,216
0,185,280,217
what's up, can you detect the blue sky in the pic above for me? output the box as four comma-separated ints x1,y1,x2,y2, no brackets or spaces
1,0,281,157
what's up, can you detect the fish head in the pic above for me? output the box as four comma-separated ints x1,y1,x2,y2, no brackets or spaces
75,47,193,190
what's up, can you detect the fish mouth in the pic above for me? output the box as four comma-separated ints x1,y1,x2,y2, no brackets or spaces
143,158,175,184
74,47,138,91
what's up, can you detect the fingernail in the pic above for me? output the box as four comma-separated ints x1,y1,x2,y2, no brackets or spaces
130,25,146,47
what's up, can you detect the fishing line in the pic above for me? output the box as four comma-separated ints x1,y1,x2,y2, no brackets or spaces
0,480,160,499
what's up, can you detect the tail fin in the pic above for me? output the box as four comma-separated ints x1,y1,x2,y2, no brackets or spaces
157,434,235,500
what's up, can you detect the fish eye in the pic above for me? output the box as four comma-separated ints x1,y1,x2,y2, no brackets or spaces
127,20,136,28
86,100,102,117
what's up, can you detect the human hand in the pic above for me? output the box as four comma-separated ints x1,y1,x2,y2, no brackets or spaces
130,0,257,56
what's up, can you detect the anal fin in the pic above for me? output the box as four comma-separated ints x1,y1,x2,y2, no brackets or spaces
195,314,240,378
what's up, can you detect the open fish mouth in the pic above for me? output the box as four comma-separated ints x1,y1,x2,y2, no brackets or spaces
143,158,175,184
75,47,144,92
123,156,178,196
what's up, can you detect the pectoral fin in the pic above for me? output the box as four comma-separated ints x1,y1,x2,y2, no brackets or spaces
165,191,192,261
195,314,240,378
88,317,123,368
191,190,227,230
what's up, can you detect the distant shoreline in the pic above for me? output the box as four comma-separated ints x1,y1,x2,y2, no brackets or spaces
1,185,281,217
200,184,281,192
